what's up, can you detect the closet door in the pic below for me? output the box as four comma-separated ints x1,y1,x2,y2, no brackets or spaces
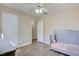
2,12,18,47
37,20,44,43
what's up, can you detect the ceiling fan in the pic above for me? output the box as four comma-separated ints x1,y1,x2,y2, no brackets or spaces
35,3,48,15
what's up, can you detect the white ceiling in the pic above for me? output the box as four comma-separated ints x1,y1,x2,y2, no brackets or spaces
1,3,79,18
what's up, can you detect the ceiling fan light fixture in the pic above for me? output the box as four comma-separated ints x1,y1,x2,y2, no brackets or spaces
35,9,39,14
39,8,42,13
35,4,48,15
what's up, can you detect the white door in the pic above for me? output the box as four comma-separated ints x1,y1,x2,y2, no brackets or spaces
37,20,44,43
2,12,18,47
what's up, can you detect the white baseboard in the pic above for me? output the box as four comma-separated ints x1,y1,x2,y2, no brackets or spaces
37,40,49,45
44,41,49,44
17,42,32,48
37,40,44,43
17,41,49,48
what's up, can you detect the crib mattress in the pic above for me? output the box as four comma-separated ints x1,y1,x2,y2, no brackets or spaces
51,42,79,56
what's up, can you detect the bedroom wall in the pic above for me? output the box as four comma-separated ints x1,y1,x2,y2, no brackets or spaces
40,6,79,44
0,13,1,39
0,5,36,47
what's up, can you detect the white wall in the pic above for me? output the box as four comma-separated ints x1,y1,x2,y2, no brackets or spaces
0,13,1,39
0,5,36,47
40,6,79,44
18,13,33,47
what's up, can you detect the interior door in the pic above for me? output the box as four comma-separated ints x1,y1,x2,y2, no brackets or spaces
37,20,44,43
2,12,18,47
